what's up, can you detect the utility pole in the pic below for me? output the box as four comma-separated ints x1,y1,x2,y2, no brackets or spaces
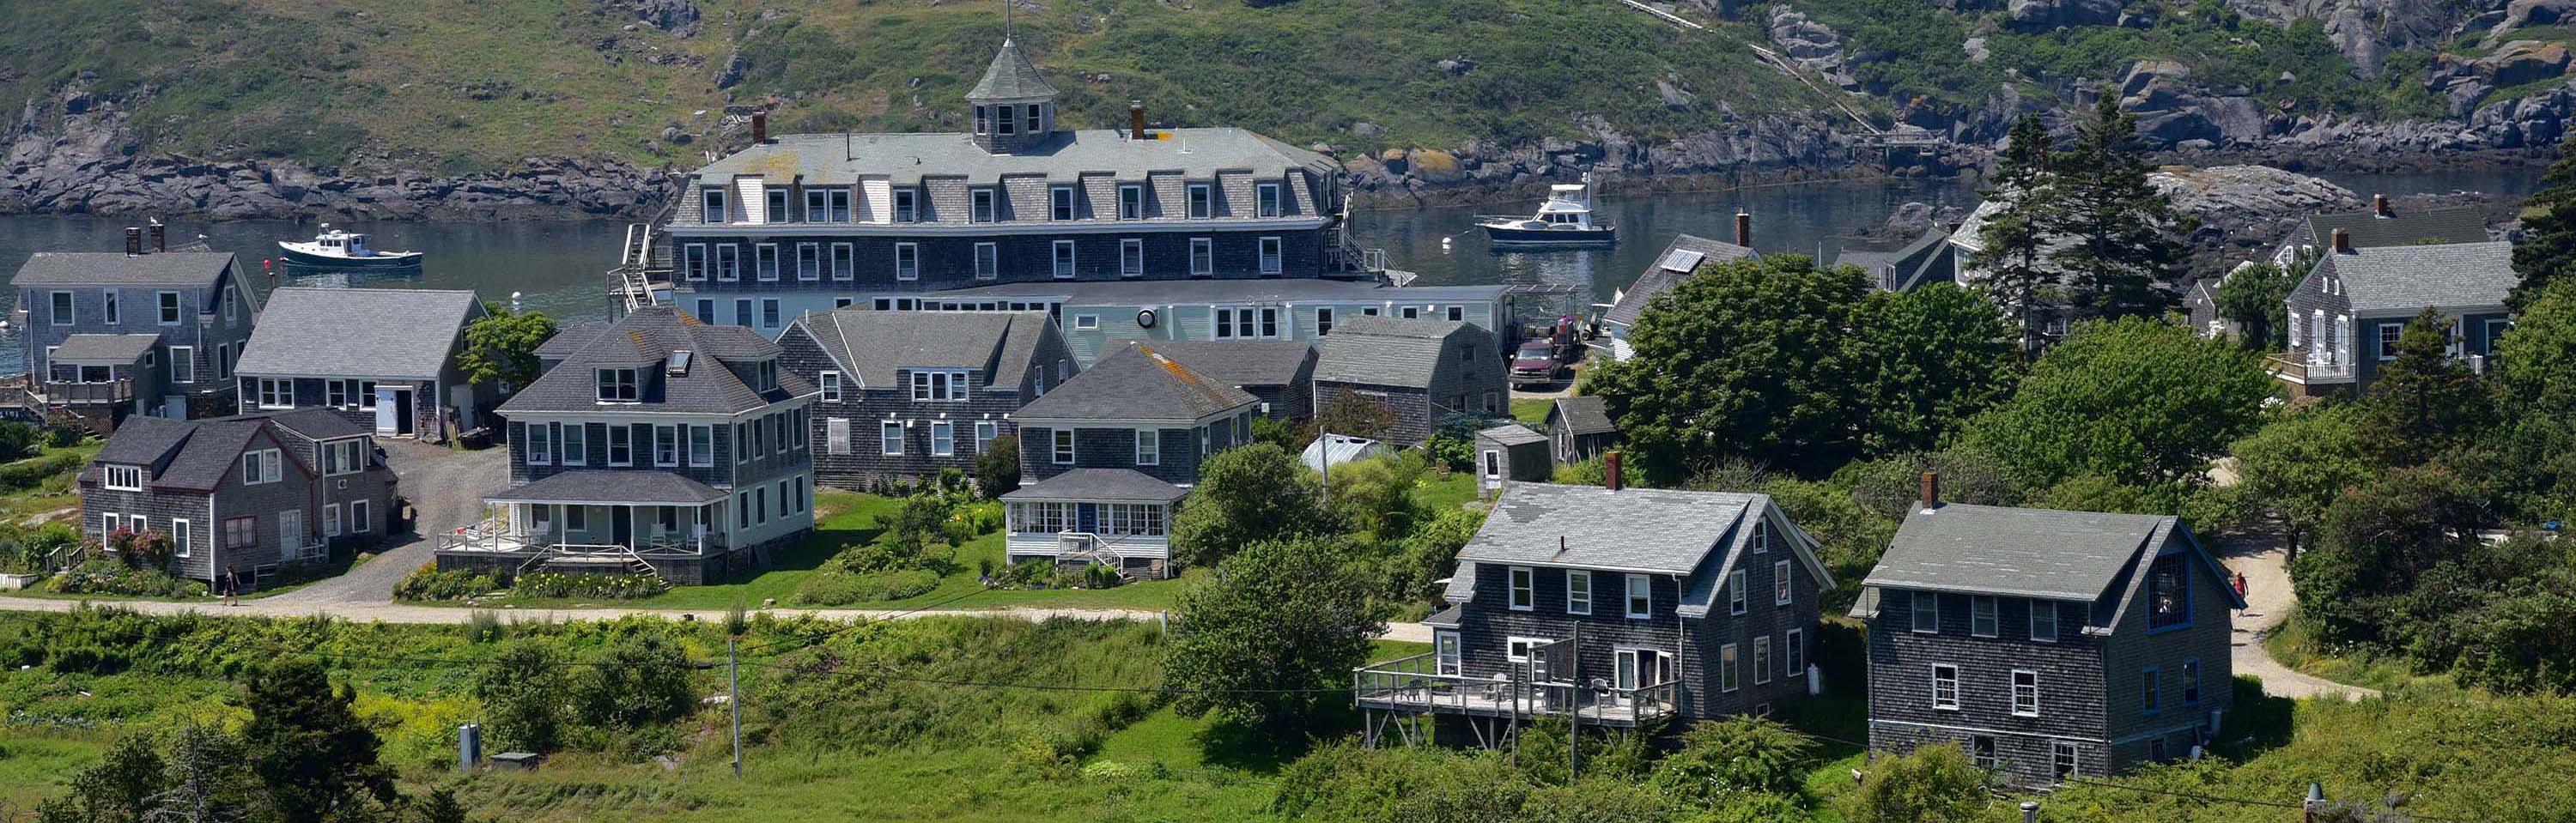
728,635,743,779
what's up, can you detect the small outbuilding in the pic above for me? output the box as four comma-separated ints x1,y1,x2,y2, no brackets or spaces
1545,396,1619,464
1473,424,1550,493
233,287,493,439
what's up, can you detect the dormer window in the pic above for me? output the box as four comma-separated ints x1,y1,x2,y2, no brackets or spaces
1025,105,1043,134
1187,184,1212,219
596,367,640,402
1052,185,1076,221
702,188,727,223
910,369,969,402
895,188,918,222
1256,182,1281,217
971,189,996,223
766,187,791,223
102,464,143,491
758,360,778,392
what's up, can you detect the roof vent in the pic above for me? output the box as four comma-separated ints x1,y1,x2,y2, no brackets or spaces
667,350,693,376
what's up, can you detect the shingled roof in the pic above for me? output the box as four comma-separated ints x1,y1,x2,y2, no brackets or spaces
11,251,237,288
966,37,1060,100
1001,469,1189,503
1605,234,1758,328
234,288,483,380
2298,204,2488,251
49,334,161,365
1550,396,1615,436
1141,339,1316,390
788,309,1055,390
500,306,808,416
2310,240,2516,315
1012,342,1256,423
93,416,296,492
1312,316,1470,389
1865,504,2172,602
1457,484,1761,575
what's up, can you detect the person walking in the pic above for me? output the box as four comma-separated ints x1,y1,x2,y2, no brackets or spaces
219,566,240,607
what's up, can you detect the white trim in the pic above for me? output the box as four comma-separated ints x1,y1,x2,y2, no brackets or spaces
1931,663,1959,711
2012,669,2040,717
1625,572,1651,619
1507,566,1534,611
1564,569,1591,615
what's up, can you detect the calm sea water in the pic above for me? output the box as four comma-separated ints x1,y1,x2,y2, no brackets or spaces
0,167,2535,376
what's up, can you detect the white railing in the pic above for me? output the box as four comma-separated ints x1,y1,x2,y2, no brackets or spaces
1352,651,1682,724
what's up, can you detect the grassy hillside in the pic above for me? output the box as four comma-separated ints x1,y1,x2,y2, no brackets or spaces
0,0,1811,176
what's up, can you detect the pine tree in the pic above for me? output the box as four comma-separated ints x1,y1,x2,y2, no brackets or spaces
1971,114,2059,352
2044,94,2191,322
242,661,399,823
2357,308,2492,468
2512,136,2576,310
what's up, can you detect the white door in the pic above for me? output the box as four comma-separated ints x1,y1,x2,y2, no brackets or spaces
374,386,398,433
278,510,305,560
162,396,187,421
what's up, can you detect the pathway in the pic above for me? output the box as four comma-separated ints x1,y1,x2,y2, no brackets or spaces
2215,531,2379,701
262,439,507,606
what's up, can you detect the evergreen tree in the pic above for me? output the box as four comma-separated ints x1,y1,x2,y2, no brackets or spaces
2356,308,2491,468
2214,248,2312,349
2044,94,2190,321
1971,114,2060,352
2512,136,2576,310
241,661,399,823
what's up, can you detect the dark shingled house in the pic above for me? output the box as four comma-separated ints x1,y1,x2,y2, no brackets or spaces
437,306,817,584
1356,459,1834,747
2276,239,2515,397
80,415,337,588
776,308,1073,489
234,287,495,439
1600,228,1756,361
1311,316,1505,447
1002,342,1259,578
2271,197,2488,265
1852,476,2242,786
11,247,260,429
1140,339,1317,421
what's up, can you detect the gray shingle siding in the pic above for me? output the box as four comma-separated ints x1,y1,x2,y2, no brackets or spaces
81,427,321,586
670,229,1327,293
1314,383,1435,446
21,272,253,413
775,316,1073,488
1018,423,1233,487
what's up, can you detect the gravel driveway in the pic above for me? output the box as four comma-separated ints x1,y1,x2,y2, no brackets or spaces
261,439,507,606
2217,532,2379,701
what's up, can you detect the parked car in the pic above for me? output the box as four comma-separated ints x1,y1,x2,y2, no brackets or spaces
1511,340,1559,387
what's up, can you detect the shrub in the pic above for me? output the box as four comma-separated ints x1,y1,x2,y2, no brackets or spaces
0,421,40,462
43,423,84,449
793,568,939,605
0,450,86,493
975,435,1020,499
46,558,202,597
570,634,696,734
392,564,498,602
513,571,667,600
1652,717,1818,805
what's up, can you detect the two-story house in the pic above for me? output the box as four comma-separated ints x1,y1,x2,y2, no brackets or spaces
80,414,331,588
1851,475,2241,785
1139,338,1316,421
1600,226,1755,361
231,408,400,553
1311,316,1507,447
234,287,497,439
2269,196,2488,266
999,342,1259,578
435,306,817,584
1353,457,1834,747
10,233,259,429
2275,235,2515,397
775,308,1074,489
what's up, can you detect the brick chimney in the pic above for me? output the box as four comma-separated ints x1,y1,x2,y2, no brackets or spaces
1735,209,1753,248
751,112,769,143
1129,100,1146,140
2372,193,2390,217
2331,227,2352,254
1604,451,1624,491
124,227,143,257
149,221,166,252
1919,470,1939,511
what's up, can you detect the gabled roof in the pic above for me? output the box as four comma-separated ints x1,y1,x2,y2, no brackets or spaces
94,416,288,491
1550,396,1615,436
1477,424,1546,446
2309,240,2516,315
234,288,484,380
1000,469,1189,503
1312,316,1471,389
537,323,609,362
49,334,161,364
1864,504,2170,602
1012,342,1257,422
500,306,807,416
1142,339,1316,389
966,37,1060,100
1604,234,1756,327
2300,204,2488,251
489,470,728,505
11,251,236,288
791,309,1055,389
1458,484,1763,575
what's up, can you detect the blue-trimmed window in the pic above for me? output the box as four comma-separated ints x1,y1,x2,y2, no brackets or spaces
2141,667,2160,717
2148,554,2190,631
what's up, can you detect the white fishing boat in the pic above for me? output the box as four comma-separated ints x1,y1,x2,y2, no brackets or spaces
276,224,422,269
1477,176,1616,247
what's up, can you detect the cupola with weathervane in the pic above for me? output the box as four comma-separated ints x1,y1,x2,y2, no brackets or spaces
966,36,1060,154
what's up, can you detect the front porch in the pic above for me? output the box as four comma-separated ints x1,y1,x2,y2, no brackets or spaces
434,470,737,584
1353,632,1682,747
999,469,1187,580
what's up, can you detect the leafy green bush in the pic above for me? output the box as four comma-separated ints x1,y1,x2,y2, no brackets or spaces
792,567,939,605
975,435,1020,499
46,557,202,597
513,571,667,600
392,564,498,602
0,450,87,493
0,421,41,462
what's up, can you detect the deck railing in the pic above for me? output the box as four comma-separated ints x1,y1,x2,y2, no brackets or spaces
2263,353,2353,383
434,517,721,558
1353,652,1681,724
45,379,132,404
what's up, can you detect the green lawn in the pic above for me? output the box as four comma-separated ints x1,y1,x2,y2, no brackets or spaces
1510,397,1554,426
0,441,100,527
0,735,106,809
1416,471,1483,515
2260,613,2468,699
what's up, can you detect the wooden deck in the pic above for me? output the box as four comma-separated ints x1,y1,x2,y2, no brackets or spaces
1353,652,1680,729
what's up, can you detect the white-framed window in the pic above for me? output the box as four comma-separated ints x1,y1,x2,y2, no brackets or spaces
818,372,841,402
561,422,586,466
1189,238,1213,276
48,291,72,325
896,242,919,281
157,291,181,325
1480,449,1500,479
526,421,552,463
1625,572,1652,619
804,189,828,222
1508,566,1534,611
1435,631,1461,676
102,464,143,491
257,378,294,409
2052,741,2079,781
1052,428,1075,464
1565,570,1591,615
762,299,782,328
1449,306,1466,323
1121,238,1145,277
796,242,821,281
826,418,850,454
240,449,282,485
1773,560,1792,605
1053,240,1077,279
766,187,790,223
1932,663,1959,711
880,421,904,456
690,425,714,467
1259,236,1282,274
606,425,633,466
893,187,918,222
1728,569,1747,615
1751,518,1769,553
1505,636,1547,665
831,242,854,281
323,504,342,537
1118,183,1144,219
974,242,999,280
1971,595,1999,637
2013,669,2040,717
1911,590,1938,632
756,243,780,281
1720,643,1741,693
910,369,969,402
1072,315,1099,330
1052,185,1077,221
829,187,854,221
172,519,191,558
717,245,740,281
683,243,707,281
325,380,347,408
655,424,680,467
1785,627,1804,676
1753,635,1773,685
1187,183,1212,218
702,187,726,222
595,368,639,402
733,299,753,325
1135,429,1159,465
1255,182,1281,217
931,421,955,456
2377,321,2403,360
2030,601,2058,642
101,513,118,536
971,188,996,222
773,411,791,454
168,346,194,384
975,421,997,453
322,439,364,475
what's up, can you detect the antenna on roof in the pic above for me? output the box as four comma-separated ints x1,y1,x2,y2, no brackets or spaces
1003,0,1013,40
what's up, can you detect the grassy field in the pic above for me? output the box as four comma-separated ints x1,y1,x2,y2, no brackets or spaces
1509,397,1554,427
2260,613,2470,699
0,441,100,527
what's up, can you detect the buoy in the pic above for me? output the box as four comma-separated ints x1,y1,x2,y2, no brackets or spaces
510,291,523,300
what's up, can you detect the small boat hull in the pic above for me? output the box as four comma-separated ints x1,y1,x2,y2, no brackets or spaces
276,243,422,269
1483,224,1616,247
